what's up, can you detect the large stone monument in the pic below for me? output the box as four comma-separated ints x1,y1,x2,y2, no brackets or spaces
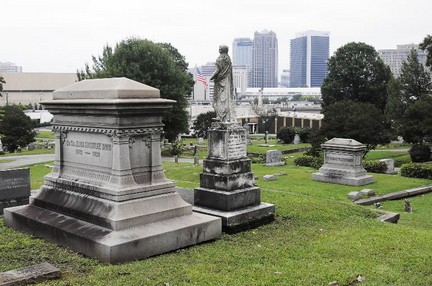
194,46,275,232
312,138,374,186
4,78,221,263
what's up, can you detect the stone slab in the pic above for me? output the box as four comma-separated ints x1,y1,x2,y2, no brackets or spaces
0,262,60,286
355,185,432,205
194,187,261,211
312,172,374,186
376,212,400,224
263,175,277,181
193,202,275,233
4,205,221,264
0,169,30,200
200,172,255,191
264,150,285,166
347,191,363,201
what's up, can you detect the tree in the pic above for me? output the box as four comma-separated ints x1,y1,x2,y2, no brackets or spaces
400,96,432,144
420,35,432,70
321,42,392,113
0,105,36,152
385,49,432,141
78,38,194,141
321,101,390,153
0,76,5,97
192,111,216,139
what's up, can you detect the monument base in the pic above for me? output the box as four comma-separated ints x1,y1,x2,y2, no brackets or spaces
4,204,221,264
312,172,375,186
193,202,275,233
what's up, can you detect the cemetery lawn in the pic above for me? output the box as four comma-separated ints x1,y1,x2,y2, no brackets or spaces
0,148,55,157
2,162,432,285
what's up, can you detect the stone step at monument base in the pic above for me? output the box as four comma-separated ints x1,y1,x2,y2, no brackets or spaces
312,173,374,186
193,203,275,234
194,186,261,211
4,205,221,264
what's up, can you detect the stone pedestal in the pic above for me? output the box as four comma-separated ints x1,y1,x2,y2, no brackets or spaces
312,138,374,186
194,122,275,232
4,78,221,263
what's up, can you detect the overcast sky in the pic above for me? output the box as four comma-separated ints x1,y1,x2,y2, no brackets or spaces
2,0,431,75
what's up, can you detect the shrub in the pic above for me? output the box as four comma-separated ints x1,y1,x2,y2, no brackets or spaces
409,144,431,163
298,127,313,143
294,155,323,169
250,155,265,164
401,163,432,179
169,140,183,156
277,126,296,144
305,130,326,157
363,160,388,173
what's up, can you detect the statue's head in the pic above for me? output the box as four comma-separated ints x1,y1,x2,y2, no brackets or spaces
219,45,229,54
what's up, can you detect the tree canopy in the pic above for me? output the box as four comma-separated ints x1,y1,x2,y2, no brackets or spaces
420,35,432,70
321,42,392,112
385,48,432,143
321,101,390,153
78,38,194,141
192,111,215,139
0,105,36,152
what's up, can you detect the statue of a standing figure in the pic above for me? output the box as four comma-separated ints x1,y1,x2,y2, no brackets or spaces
210,45,235,123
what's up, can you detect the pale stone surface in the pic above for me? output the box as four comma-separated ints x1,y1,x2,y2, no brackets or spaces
0,262,60,285
264,150,285,166
4,78,221,263
197,137,204,144
263,175,277,181
379,158,397,174
312,138,374,186
347,191,363,201
359,189,376,197
293,134,301,144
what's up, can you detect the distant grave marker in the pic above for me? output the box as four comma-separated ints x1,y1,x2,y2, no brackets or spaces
264,150,285,166
0,168,30,215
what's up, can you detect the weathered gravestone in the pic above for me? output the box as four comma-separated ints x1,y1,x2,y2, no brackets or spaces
4,78,221,263
264,150,285,166
379,158,397,174
312,138,374,186
197,137,204,145
0,168,30,215
0,262,60,285
194,121,275,232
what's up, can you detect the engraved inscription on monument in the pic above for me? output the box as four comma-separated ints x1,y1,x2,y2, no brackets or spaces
228,133,246,159
63,132,113,167
326,153,354,166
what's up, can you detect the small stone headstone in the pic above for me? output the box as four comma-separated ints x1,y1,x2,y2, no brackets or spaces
347,191,363,201
264,150,285,166
379,159,397,174
0,168,30,215
293,134,301,144
264,131,269,144
194,155,199,165
27,143,35,151
263,175,276,181
0,262,60,285
197,137,204,145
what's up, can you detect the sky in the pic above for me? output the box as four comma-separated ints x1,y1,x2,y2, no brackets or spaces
2,0,432,75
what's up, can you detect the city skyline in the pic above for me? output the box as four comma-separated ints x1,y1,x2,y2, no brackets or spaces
1,0,431,75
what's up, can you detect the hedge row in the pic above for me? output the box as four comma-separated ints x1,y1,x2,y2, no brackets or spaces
363,160,388,174
401,163,432,179
294,155,323,169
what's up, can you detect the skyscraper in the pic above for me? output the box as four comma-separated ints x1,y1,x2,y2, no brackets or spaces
232,38,253,87
290,30,329,88
251,30,278,88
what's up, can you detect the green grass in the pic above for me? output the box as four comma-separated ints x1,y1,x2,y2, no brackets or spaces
2,161,432,285
35,130,55,140
0,148,55,157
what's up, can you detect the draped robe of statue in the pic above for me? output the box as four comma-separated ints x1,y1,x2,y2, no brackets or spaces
211,51,235,123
